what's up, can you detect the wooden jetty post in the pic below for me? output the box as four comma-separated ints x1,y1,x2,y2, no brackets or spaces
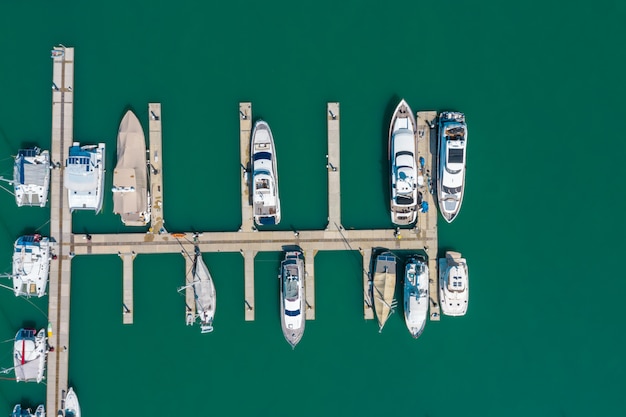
304,249,316,320
326,102,341,230
148,103,164,236
239,102,254,232
120,252,136,324
243,249,255,321
47,45,75,417
416,111,440,321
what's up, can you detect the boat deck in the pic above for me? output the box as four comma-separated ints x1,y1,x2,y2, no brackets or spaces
148,103,165,237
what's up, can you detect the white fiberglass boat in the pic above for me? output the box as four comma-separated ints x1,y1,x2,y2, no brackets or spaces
12,234,53,298
64,142,106,213
439,251,469,316
11,404,45,417
389,99,419,225
64,387,81,417
372,251,397,332
182,246,216,333
13,328,47,383
13,147,50,207
251,120,281,226
437,112,467,223
404,255,429,338
113,110,151,226
280,250,305,348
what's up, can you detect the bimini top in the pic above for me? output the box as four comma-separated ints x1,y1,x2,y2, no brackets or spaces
13,147,50,207
113,110,150,226
64,142,106,213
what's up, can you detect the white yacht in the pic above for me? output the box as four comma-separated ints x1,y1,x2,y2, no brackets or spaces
11,404,45,417
13,147,50,207
439,251,469,316
437,111,467,223
64,388,81,417
64,142,106,213
404,255,429,338
181,246,216,333
372,251,397,332
113,110,151,226
12,234,53,298
389,99,419,225
280,250,305,348
13,328,47,383
251,120,281,226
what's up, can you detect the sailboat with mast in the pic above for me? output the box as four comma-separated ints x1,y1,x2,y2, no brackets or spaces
180,246,216,333
372,251,397,332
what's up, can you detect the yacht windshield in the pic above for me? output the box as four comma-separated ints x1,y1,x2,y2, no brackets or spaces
448,148,464,164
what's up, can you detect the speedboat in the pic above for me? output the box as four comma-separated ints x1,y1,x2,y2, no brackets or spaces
404,255,429,338
251,120,281,226
11,404,45,417
439,251,469,316
181,246,216,333
389,99,419,225
113,110,151,226
64,387,81,417
12,234,53,298
280,250,305,348
13,147,50,207
372,251,397,332
437,112,467,223
13,328,47,383
64,142,106,213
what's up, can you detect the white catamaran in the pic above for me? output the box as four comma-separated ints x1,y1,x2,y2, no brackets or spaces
389,99,419,225
113,110,151,226
437,111,467,223
181,246,216,333
11,404,45,417
372,251,397,332
439,251,469,316
13,147,51,207
12,234,54,298
251,120,281,226
64,142,106,213
280,250,306,348
12,328,47,383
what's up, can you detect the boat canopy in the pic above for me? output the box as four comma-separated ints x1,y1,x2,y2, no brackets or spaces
447,148,464,164
64,164,98,192
254,151,272,161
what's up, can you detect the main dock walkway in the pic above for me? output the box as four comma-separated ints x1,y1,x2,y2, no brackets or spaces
47,45,74,417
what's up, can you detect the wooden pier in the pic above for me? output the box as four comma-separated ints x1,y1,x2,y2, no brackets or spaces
47,45,74,417
326,102,341,230
416,111,441,321
243,250,255,321
183,252,196,323
303,249,316,320
121,252,135,324
148,103,164,236
239,102,253,232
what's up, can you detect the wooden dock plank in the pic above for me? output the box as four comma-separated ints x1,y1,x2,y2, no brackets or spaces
148,103,165,236
239,102,254,232
183,252,195,324
304,249,316,320
243,249,255,321
362,248,374,320
121,252,135,324
327,102,341,230
416,111,440,321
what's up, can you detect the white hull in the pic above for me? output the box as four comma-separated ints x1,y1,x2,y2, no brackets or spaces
251,120,281,226
280,250,305,348
64,142,106,213
64,387,80,417
389,99,419,225
439,251,469,316
373,252,396,332
13,148,50,207
12,235,53,298
437,112,467,223
187,247,216,333
404,256,429,338
13,328,47,383
113,110,151,226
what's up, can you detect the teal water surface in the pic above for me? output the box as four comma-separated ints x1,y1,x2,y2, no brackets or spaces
1,1,626,416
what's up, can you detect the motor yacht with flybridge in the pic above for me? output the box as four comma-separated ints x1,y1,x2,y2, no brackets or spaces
251,120,281,226
280,249,305,348
404,255,429,338
439,251,469,316
437,111,467,223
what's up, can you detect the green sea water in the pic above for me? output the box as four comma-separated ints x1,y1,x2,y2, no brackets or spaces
1,1,626,416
